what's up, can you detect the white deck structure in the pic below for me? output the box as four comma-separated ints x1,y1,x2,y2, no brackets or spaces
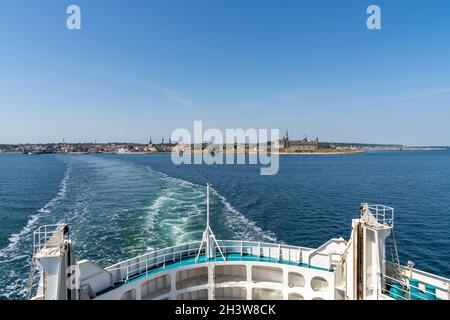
28,186,450,300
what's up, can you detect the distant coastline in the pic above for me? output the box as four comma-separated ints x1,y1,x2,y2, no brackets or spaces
0,142,447,155
0,148,447,156
278,150,366,155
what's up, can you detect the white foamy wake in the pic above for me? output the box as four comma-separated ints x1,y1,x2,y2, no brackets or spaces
145,167,278,243
210,187,279,243
144,174,205,244
0,270,28,299
0,167,71,260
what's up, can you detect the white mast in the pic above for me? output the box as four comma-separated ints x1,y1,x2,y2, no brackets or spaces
207,182,210,230
206,183,210,258
196,183,225,262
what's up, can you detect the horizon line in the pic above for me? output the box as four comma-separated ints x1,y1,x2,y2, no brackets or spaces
1,141,449,148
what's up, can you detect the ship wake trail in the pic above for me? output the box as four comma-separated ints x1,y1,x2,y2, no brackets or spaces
210,187,279,243
0,166,71,299
0,166,71,260
144,169,206,247
146,167,278,245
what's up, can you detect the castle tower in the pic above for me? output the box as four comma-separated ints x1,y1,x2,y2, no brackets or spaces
284,130,290,148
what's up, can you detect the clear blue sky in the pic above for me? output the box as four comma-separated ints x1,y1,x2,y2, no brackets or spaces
1,0,449,145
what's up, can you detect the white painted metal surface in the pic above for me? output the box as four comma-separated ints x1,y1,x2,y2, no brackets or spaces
28,198,450,301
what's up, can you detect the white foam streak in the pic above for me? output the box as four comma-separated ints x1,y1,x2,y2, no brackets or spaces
145,166,278,243
210,187,279,243
0,167,71,259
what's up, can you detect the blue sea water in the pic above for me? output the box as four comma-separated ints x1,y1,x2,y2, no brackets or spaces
0,151,449,299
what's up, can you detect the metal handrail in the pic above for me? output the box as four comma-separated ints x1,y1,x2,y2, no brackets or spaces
362,203,394,227
106,241,202,270
107,242,331,284
107,244,304,273
33,224,67,254
380,273,444,300
106,245,254,273
106,240,313,271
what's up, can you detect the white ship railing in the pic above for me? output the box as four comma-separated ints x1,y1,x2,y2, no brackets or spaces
380,273,449,300
362,203,394,227
105,240,336,285
33,224,68,254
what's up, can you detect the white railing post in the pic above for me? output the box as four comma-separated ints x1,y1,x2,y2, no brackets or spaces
329,254,333,270
392,208,395,228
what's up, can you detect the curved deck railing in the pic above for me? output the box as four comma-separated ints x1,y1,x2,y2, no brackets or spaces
381,273,449,301
105,240,335,284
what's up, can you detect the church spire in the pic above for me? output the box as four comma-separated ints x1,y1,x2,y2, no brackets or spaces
284,130,290,148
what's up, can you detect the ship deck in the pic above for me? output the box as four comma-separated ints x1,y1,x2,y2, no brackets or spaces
97,252,332,297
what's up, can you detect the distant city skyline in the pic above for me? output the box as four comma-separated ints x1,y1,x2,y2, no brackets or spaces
1,1,450,146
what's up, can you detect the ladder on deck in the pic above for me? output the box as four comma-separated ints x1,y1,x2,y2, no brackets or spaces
386,229,402,278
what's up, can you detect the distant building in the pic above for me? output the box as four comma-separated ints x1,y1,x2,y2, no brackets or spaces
156,138,176,152
280,131,319,152
117,147,131,154
146,138,157,152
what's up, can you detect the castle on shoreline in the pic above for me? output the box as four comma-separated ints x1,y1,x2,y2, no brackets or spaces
280,131,319,152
